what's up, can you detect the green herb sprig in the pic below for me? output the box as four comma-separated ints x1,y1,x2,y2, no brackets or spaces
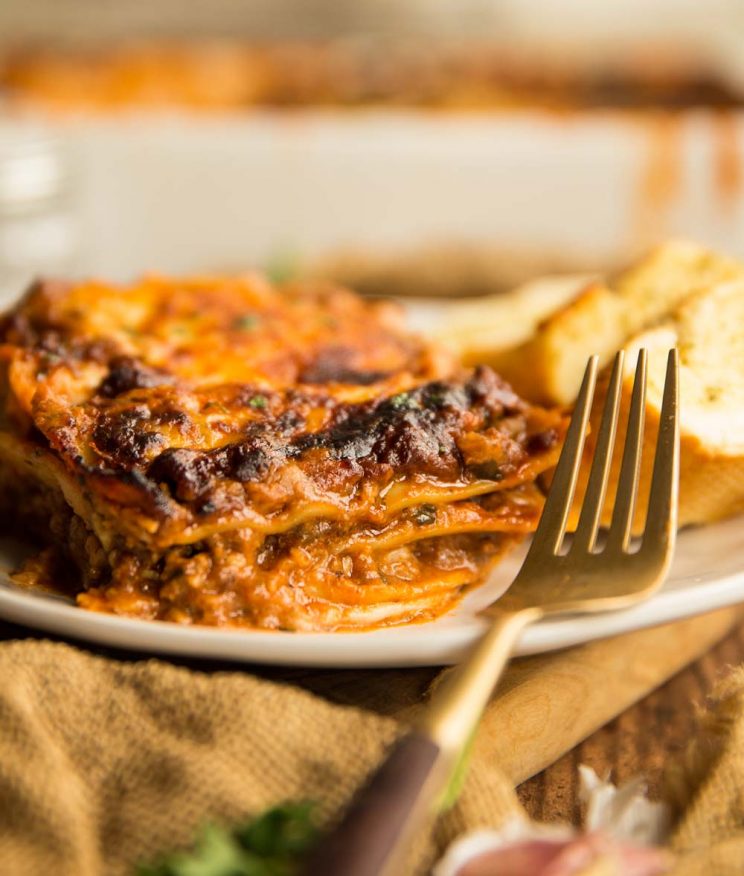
233,315,259,331
136,802,318,876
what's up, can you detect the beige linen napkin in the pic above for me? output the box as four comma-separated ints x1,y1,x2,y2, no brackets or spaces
0,607,740,875
666,665,744,874
0,639,516,876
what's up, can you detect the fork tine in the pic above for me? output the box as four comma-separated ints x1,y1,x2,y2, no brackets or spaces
606,348,648,552
572,350,625,554
530,355,598,556
641,349,680,552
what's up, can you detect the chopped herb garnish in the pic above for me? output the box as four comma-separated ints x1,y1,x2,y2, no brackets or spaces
389,393,419,412
136,802,318,876
204,401,229,414
233,315,259,331
249,395,268,410
264,251,300,285
425,388,447,408
413,504,438,526
471,461,504,481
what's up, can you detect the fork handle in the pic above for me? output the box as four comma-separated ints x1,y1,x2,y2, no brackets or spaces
300,730,447,876
300,609,537,876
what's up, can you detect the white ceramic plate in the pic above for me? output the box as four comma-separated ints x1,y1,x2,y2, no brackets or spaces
0,517,742,667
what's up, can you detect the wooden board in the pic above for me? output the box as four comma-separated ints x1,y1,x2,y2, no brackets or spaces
517,617,744,823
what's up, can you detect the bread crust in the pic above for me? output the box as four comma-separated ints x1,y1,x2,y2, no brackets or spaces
443,240,744,530
576,284,744,531
471,240,744,406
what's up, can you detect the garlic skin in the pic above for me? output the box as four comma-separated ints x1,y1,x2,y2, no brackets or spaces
435,766,673,876
579,765,671,846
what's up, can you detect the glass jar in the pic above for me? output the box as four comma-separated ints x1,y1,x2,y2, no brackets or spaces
0,122,80,307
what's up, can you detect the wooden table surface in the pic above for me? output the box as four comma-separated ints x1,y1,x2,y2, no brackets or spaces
516,617,744,824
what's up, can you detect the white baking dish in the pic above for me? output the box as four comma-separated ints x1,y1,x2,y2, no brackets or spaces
6,108,744,282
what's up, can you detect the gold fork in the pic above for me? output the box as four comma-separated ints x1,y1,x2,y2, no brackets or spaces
302,348,679,876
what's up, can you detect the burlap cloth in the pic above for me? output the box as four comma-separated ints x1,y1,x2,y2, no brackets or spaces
0,635,742,875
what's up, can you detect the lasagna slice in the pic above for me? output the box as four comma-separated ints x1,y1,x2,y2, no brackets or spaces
0,275,565,630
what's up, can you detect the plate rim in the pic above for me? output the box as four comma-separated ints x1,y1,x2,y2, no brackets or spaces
0,518,742,667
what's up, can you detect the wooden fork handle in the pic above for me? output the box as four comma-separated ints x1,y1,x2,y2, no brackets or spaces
301,612,536,876
300,730,447,876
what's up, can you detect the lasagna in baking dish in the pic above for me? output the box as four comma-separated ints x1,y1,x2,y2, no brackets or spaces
3,41,738,112
0,275,565,630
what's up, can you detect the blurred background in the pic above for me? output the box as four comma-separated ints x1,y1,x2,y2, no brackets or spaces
1,0,744,302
